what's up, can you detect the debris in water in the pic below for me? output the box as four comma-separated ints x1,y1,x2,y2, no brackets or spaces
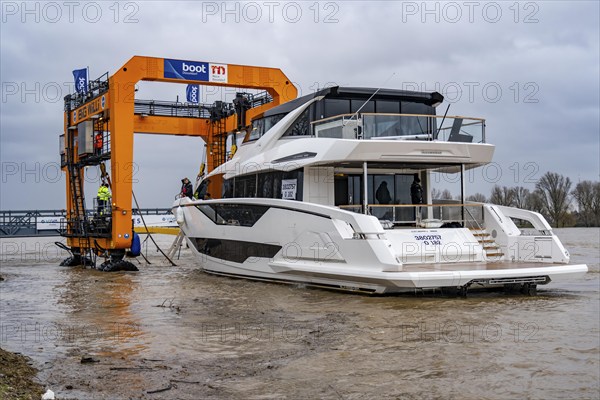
41,389,55,399
146,384,172,394
80,356,99,364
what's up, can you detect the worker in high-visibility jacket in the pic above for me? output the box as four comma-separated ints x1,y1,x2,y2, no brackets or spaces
97,183,111,216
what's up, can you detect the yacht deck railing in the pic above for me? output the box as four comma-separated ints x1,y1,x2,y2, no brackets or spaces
339,203,485,228
312,113,486,143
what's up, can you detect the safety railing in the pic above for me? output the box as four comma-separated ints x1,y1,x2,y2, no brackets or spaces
64,72,110,111
249,91,273,108
339,203,485,228
0,208,173,238
492,205,553,236
134,91,273,119
312,113,486,143
134,99,213,118
61,215,112,238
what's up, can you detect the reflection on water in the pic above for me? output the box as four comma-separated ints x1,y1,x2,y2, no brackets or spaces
0,228,598,399
55,270,146,359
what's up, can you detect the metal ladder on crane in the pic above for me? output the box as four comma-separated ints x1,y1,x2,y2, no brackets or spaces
209,101,229,168
211,126,227,167
60,129,94,266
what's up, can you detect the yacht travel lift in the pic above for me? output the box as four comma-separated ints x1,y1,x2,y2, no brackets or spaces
60,55,297,271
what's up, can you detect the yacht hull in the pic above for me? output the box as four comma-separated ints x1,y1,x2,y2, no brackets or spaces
173,198,588,295
194,254,587,295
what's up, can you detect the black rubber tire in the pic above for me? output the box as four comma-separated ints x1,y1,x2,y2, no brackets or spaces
100,260,139,272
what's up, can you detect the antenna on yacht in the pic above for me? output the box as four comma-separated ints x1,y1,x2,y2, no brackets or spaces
436,103,451,139
343,72,396,127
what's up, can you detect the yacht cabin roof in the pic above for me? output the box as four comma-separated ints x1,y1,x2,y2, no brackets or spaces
262,86,444,118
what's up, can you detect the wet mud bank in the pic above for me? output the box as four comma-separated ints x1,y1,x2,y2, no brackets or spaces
0,347,45,400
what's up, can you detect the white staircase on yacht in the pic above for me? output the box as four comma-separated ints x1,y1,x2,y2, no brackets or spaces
470,228,504,261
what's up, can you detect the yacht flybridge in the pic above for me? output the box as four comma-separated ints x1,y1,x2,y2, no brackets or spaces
173,87,587,295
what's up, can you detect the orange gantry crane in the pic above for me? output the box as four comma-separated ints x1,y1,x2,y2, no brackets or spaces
60,55,296,270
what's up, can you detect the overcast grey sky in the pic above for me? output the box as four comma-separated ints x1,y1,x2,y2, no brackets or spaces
1,1,599,209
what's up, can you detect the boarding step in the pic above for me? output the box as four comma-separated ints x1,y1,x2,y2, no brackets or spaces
470,228,504,260
471,232,490,237
485,252,504,260
482,245,501,250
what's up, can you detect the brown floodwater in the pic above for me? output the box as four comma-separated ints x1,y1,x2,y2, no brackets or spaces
1,228,598,399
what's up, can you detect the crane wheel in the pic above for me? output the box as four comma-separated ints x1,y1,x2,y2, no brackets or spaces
59,254,93,267
98,259,139,272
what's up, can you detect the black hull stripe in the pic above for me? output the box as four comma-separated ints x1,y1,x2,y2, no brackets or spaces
202,269,378,294
180,201,333,220
190,237,282,264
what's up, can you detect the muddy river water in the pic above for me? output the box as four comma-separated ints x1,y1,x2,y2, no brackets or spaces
1,228,598,399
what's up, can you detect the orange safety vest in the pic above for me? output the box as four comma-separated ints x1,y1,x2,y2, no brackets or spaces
94,133,103,149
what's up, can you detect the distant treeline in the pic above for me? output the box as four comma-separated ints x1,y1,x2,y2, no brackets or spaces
433,172,600,228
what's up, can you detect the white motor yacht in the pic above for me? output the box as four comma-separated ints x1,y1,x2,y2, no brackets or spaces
173,87,587,294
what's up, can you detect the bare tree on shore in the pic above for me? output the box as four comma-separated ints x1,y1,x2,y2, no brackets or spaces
572,181,600,226
594,185,600,224
490,185,516,206
536,172,572,227
467,193,487,203
431,188,453,200
426,171,597,226
440,189,453,200
525,190,546,214
513,186,530,209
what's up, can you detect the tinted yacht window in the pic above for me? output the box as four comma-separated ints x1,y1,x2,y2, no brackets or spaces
222,179,233,198
283,108,310,136
257,173,274,198
324,99,350,118
401,102,434,115
376,100,400,114
234,175,257,198
351,100,374,113
246,114,285,142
